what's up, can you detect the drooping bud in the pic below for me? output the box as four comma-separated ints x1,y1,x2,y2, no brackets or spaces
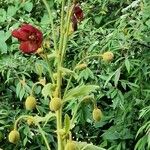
65,140,77,150
92,108,103,122
75,63,87,70
102,51,114,62
25,96,36,110
49,98,62,111
8,130,20,144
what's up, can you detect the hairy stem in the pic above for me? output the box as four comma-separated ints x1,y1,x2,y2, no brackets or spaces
42,0,58,52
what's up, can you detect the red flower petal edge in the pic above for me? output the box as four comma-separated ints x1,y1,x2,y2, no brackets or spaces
12,24,43,54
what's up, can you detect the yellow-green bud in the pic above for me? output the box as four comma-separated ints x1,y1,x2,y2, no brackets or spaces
102,51,114,62
25,96,36,110
49,98,62,111
75,63,87,70
92,108,103,122
65,141,77,150
8,130,20,144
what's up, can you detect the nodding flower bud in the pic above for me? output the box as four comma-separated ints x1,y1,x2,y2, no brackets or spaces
65,140,77,150
75,63,87,70
92,108,103,122
25,96,36,110
8,130,20,144
102,51,114,62
49,98,62,111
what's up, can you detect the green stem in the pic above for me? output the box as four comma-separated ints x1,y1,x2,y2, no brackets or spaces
14,115,30,130
36,123,51,150
56,109,63,150
42,0,58,52
30,82,41,95
55,0,67,149
61,2,74,62
58,0,65,55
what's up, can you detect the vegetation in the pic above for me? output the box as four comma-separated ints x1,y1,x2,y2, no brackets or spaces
0,0,149,150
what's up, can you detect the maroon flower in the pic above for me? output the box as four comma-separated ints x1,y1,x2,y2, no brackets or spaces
73,4,84,22
71,4,84,31
12,24,43,54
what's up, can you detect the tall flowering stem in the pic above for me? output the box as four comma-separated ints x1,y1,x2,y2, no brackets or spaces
41,0,74,150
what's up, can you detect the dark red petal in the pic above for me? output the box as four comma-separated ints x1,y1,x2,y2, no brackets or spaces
12,28,29,41
21,24,35,32
36,31,43,46
21,24,43,44
20,41,39,54
71,15,78,31
74,5,84,21
21,24,43,37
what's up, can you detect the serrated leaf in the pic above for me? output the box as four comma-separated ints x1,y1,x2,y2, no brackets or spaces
104,67,121,88
42,83,53,99
60,67,76,76
64,85,99,101
64,114,70,133
125,58,130,73
114,67,121,87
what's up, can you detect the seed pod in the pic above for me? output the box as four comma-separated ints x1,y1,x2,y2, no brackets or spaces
25,96,36,110
92,108,103,122
49,98,62,111
65,141,77,150
102,51,114,62
75,63,87,70
8,130,20,144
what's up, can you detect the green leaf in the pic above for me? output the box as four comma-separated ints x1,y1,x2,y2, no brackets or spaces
125,58,130,73
0,9,6,23
7,6,17,17
42,83,53,99
64,85,99,101
24,2,33,12
64,114,70,133
114,67,121,87
76,141,106,150
104,72,116,88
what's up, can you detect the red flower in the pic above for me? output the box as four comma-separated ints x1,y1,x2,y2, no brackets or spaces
12,24,43,54
73,4,84,22
71,4,84,31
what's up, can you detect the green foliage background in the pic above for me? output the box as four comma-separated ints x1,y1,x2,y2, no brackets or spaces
0,0,150,150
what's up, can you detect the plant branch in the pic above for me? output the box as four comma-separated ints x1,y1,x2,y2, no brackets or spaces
42,0,58,52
